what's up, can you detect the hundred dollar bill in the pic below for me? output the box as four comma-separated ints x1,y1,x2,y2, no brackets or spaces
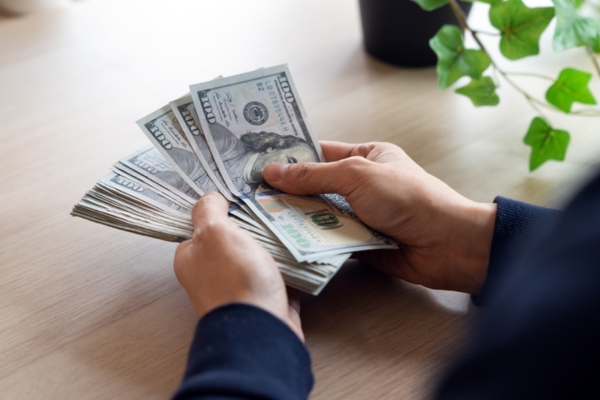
116,145,200,205
99,171,191,217
136,105,221,197
190,64,397,262
134,109,263,228
115,146,264,230
169,94,234,201
111,164,194,209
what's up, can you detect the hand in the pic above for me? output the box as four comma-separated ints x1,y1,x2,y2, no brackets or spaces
174,192,304,340
263,141,497,295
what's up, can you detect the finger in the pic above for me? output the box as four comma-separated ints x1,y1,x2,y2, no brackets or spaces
175,238,192,257
319,141,358,162
321,141,391,162
286,287,303,340
286,287,301,315
263,157,366,196
191,192,229,232
173,239,192,282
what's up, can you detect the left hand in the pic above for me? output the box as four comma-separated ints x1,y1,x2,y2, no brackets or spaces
173,192,304,340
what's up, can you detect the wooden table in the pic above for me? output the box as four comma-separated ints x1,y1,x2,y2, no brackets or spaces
1,1,599,398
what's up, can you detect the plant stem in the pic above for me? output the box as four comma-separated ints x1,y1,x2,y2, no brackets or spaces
504,71,555,81
448,0,546,112
446,0,600,119
448,0,490,58
586,47,600,77
571,109,600,116
471,29,500,37
448,0,469,32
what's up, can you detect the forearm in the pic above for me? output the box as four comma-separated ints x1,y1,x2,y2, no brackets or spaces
173,303,313,400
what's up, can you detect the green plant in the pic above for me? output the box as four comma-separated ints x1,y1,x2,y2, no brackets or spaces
414,0,600,171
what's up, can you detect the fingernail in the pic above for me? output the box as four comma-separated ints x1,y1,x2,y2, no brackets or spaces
263,163,287,182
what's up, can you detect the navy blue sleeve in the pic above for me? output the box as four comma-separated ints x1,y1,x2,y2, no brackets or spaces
436,172,600,398
472,196,559,306
173,303,313,400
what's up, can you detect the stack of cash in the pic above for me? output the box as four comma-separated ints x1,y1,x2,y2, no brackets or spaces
72,65,397,295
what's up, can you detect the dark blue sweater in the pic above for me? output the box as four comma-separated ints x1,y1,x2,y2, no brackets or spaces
174,172,600,399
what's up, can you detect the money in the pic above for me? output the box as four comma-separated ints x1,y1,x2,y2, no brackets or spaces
189,65,396,262
72,64,397,295
169,94,233,201
115,145,199,205
136,106,220,196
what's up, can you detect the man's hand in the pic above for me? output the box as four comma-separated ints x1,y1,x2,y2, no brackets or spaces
263,141,497,295
174,192,303,340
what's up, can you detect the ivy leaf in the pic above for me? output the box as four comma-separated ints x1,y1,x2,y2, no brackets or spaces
489,0,555,60
571,0,584,8
455,76,500,106
411,0,448,11
545,68,597,113
429,25,491,89
523,117,570,171
469,0,503,4
553,0,600,52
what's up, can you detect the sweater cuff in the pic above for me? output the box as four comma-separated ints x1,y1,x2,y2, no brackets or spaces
174,303,313,400
472,196,559,307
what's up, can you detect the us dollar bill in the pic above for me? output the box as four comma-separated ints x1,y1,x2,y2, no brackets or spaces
100,171,191,217
116,145,200,205
169,94,235,202
136,105,221,197
189,64,397,262
115,146,263,229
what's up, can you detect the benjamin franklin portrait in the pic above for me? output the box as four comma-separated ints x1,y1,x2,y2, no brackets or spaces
210,122,318,195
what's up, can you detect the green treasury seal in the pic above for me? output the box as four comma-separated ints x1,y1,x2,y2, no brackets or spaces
311,212,340,229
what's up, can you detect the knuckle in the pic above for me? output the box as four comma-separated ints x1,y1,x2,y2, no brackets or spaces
191,192,220,215
205,217,228,231
354,141,403,164
202,191,222,203
343,156,370,175
197,218,229,239
351,142,378,158
338,157,374,194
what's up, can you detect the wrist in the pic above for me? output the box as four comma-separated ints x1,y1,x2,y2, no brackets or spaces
446,200,497,295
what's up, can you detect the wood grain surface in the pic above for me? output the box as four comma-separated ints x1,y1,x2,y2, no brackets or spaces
1,0,599,399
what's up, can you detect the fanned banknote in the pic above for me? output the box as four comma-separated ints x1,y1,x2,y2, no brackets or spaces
189,65,396,262
169,94,233,200
136,106,221,197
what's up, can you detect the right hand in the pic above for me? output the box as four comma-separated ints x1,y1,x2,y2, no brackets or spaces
263,141,497,295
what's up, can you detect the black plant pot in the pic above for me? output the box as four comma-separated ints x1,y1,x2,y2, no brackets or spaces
359,0,472,67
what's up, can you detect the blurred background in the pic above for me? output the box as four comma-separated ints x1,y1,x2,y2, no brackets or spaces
2,1,600,399
1,0,598,206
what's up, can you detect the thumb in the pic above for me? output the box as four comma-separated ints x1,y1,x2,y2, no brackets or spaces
263,159,363,196
191,192,229,234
